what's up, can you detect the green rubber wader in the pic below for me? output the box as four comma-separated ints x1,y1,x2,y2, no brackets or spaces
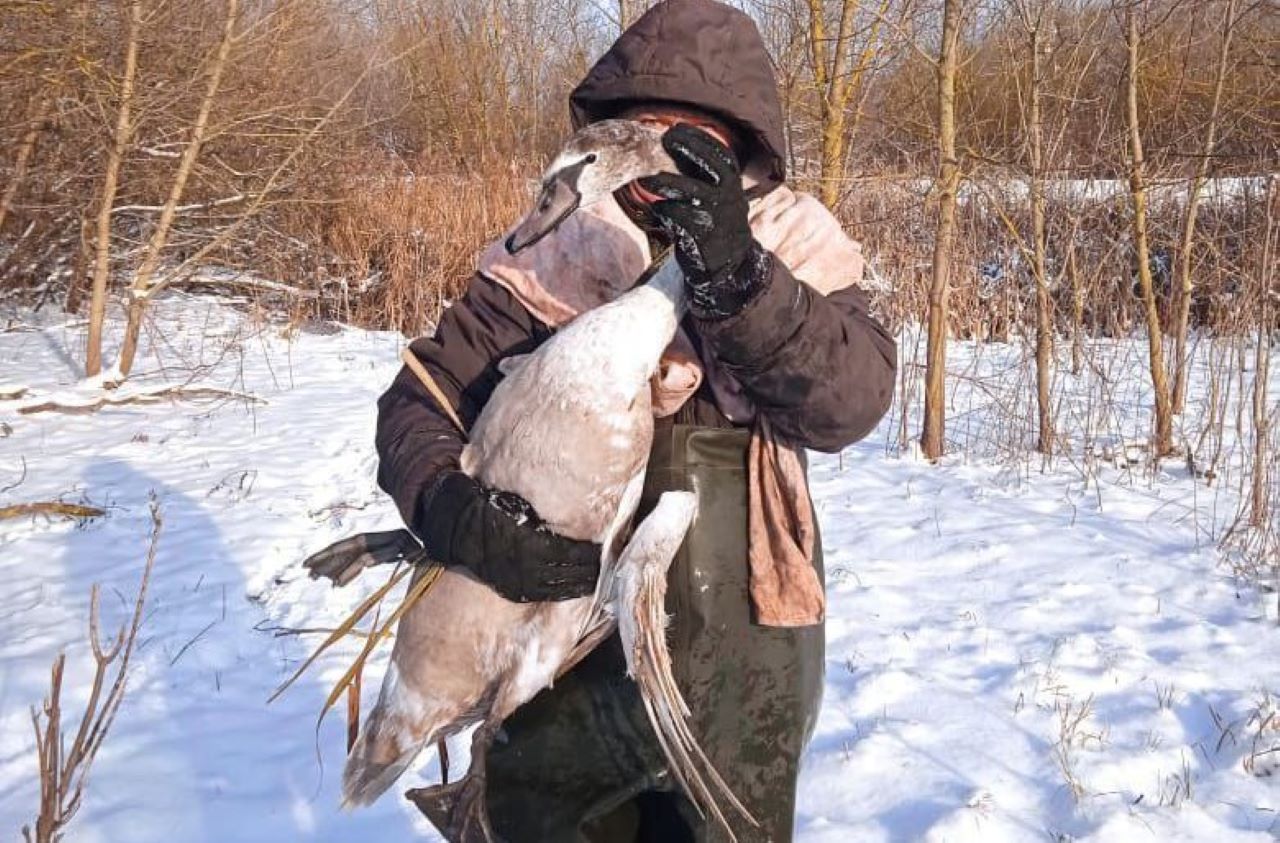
483,424,825,842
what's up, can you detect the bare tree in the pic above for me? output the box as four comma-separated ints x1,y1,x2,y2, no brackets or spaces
114,0,240,379
1170,0,1238,413
84,0,143,378
1248,183,1274,529
1120,0,1174,455
920,0,964,461
805,0,891,209
1010,0,1056,455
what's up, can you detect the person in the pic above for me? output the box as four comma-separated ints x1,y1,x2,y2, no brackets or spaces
374,1,896,839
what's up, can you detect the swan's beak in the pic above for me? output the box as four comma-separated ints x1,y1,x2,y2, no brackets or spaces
505,158,591,254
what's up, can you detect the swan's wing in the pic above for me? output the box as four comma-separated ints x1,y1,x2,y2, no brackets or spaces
496,352,532,378
555,614,616,681
616,491,758,841
579,467,647,637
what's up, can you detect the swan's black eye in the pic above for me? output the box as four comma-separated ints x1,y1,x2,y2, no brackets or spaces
584,153,598,164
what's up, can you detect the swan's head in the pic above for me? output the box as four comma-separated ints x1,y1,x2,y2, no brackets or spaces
505,120,674,254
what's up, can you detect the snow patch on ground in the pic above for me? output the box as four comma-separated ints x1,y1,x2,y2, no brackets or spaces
1,295,1276,841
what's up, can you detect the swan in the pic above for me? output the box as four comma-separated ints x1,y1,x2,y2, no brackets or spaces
308,120,752,842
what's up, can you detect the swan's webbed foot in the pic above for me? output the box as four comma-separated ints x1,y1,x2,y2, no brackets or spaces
303,529,421,587
407,722,504,843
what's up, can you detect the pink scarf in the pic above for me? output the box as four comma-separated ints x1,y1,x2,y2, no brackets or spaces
477,185,863,626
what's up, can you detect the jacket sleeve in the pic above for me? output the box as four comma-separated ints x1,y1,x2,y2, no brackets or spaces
693,254,896,453
375,275,550,532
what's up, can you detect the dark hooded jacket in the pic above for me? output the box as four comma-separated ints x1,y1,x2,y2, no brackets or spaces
376,0,896,538
568,0,788,192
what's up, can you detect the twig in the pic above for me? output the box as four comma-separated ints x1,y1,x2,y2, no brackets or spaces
169,619,218,667
1,455,27,493
0,502,105,521
18,386,264,416
253,620,386,640
111,193,246,215
168,272,322,300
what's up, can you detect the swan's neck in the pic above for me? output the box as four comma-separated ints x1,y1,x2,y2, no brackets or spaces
643,251,687,318
617,253,685,361
573,253,687,389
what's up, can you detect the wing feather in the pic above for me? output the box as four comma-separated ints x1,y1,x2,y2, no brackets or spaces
614,491,758,842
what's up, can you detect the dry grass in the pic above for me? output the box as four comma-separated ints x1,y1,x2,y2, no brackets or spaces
271,155,535,335
1243,690,1280,778
826,175,1271,342
1051,693,1104,803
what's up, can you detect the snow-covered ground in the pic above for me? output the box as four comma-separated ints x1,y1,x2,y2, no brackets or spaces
1,295,1276,842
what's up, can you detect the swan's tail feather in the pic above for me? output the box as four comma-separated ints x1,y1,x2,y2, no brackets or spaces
341,695,431,807
341,662,481,808
615,491,758,843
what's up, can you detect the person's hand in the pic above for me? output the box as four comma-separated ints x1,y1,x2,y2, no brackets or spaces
638,124,770,319
415,471,601,602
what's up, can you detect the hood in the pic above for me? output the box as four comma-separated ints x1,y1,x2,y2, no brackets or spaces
569,0,786,191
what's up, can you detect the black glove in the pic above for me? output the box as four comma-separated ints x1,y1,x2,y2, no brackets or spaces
415,471,601,603
638,124,771,319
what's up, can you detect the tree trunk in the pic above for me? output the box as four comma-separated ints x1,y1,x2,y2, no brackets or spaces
1123,4,1174,455
806,0,836,208
116,0,239,378
1171,0,1236,412
1249,182,1275,527
807,0,887,210
65,212,93,314
1067,237,1085,375
921,0,962,461
1249,325,1269,528
0,98,49,235
617,0,639,32
1029,24,1053,455
84,0,143,378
